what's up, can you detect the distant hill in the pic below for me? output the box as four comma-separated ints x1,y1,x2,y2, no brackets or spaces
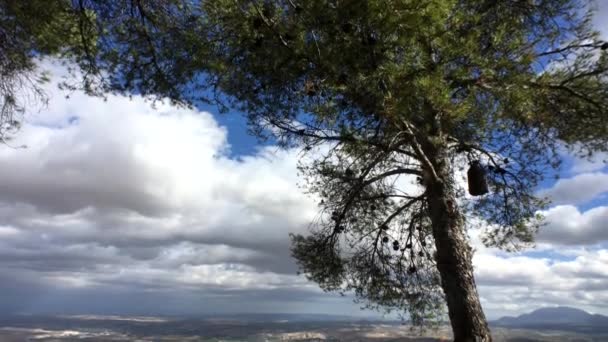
493,306,608,334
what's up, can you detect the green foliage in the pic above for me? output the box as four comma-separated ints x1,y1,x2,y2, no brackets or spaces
290,233,345,291
0,0,92,142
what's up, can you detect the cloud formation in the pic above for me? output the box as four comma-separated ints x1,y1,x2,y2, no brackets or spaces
539,172,608,205
0,65,341,315
594,0,608,39
473,233,608,318
0,62,607,319
536,205,608,245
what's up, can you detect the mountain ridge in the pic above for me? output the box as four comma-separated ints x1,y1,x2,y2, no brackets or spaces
493,306,608,334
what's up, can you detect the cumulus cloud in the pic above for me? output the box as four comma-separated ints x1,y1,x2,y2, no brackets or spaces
569,153,607,174
536,205,608,245
472,237,608,319
1,61,608,319
558,141,608,174
0,63,344,314
594,0,608,39
538,172,608,205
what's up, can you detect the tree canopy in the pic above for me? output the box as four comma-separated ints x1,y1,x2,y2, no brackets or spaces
4,0,608,340
0,0,95,142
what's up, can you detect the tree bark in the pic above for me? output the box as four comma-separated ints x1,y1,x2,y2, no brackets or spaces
425,145,492,342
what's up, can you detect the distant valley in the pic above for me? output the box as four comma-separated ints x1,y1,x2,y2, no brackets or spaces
0,307,606,341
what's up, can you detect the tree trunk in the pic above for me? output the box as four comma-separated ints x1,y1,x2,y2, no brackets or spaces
425,146,492,342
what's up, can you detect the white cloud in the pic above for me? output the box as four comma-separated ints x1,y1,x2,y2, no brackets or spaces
538,172,608,205
536,205,608,245
559,142,608,174
0,64,337,314
570,152,607,173
594,0,608,39
1,61,608,319
473,238,608,319
460,225,608,319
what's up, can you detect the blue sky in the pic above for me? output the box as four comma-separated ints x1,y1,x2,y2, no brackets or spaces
0,3,606,322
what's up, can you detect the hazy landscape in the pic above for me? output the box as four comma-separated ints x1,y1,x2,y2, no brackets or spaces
0,307,606,341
